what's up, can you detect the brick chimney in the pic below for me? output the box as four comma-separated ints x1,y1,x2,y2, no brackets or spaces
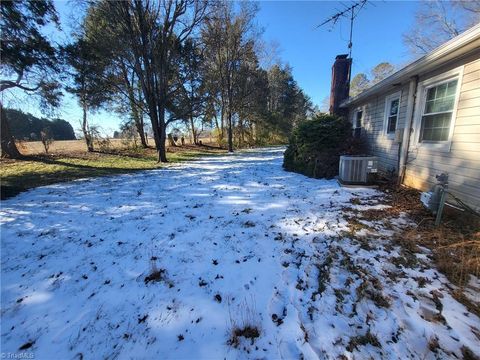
329,54,352,117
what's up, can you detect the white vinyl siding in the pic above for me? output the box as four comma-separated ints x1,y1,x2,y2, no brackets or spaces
404,57,480,210
348,86,408,173
346,55,480,210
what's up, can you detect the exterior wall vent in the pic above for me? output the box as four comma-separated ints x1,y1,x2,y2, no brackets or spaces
339,155,378,185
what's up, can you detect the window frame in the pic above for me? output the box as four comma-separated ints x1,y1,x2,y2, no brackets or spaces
355,109,363,128
412,66,464,152
353,108,363,138
383,91,402,139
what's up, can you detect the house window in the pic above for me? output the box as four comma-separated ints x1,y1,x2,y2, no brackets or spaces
386,97,400,134
420,79,458,142
354,110,362,138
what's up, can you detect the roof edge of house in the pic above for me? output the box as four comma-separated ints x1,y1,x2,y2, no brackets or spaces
340,23,480,108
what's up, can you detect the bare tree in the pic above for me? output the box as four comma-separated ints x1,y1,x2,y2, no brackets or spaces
350,73,370,97
84,0,208,162
319,96,330,113
64,38,111,152
202,1,259,152
170,39,207,145
403,0,480,56
257,40,282,69
40,128,54,154
121,0,208,162
371,62,395,85
118,61,148,148
350,62,395,97
79,3,149,149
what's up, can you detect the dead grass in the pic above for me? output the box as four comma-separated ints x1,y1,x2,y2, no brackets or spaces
428,230,479,287
1,143,226,199
16,139,119,155
144,269,166,284
461,345,480,360
300,323,309,343
450,289,480,318
428,336,440,353
356,186,479,281
373,185,480,316
144,257,173,287
347,330,381,352
228,326,260,347
16,139,219,155
349,197,361,205
355,277,390,308
390,248,419,270
344,216,374,234
338,249,363,277
341,185,479,316
340,215,378,251
227,296,261,348
389,221,477,291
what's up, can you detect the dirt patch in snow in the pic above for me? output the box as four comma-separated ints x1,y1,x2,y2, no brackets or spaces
343,184,480,321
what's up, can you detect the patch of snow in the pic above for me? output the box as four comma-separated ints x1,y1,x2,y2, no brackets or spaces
1,148,478,359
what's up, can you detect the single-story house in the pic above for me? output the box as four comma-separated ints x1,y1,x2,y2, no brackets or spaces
329,24,480,211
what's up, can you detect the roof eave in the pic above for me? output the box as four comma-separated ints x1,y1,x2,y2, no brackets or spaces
340,23,480,108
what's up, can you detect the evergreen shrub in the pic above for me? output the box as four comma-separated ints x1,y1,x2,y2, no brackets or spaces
283,113,366,179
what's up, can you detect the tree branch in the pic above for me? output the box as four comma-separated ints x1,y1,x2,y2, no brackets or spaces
0,80,41,93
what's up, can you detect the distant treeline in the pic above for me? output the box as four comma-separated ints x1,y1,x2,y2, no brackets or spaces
4,108,76,141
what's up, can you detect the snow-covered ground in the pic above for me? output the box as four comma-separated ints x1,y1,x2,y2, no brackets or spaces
1,148,479,359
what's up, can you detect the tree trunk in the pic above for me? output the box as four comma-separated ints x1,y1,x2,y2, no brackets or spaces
148,112,163,162
149,112,162,161
128,80,147,148
158,124,168,162
213,113,220,134
133,110,147,148
82,102,94,152
220,107,225,140
120,61,148,148
156,96,168,162
189,115,197,145
239,117,245,147
167,133,177,147
155,38,169,163
227,109,233,153
0,104,21,158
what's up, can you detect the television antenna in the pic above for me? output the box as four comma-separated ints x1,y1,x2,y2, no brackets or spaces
316,0,369,58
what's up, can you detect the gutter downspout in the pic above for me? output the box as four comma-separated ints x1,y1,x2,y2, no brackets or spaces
398,75,419,185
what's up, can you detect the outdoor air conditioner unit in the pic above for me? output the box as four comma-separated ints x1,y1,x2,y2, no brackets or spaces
339,155,378,185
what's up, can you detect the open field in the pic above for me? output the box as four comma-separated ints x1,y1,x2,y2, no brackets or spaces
15,139,127,155
1,148,478,359
15,138,216,155
1,140,225,199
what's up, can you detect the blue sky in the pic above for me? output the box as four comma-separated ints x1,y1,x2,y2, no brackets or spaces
257,0,419,107
6,0,421,134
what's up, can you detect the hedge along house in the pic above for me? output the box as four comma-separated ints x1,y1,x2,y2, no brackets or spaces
330,24,480,211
